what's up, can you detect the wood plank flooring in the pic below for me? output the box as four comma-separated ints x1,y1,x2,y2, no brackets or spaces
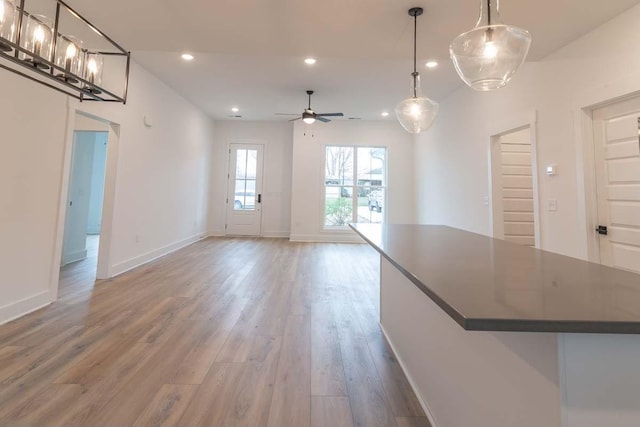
0,237,430,427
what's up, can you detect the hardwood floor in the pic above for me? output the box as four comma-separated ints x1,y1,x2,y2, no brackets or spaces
0,237,430,427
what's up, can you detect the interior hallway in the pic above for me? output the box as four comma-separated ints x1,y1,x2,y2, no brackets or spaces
58,235,100,299
0,238,429,427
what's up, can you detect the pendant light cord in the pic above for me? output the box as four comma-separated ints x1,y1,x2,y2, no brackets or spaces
412,11,418,98
487,0,492,26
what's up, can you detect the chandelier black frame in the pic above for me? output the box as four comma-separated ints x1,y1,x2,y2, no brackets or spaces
0,0,130,103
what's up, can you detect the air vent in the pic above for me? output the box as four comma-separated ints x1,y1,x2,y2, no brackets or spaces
348,117,362,120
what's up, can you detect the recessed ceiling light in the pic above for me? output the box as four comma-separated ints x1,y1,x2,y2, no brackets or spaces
381,112,389,117
181,53,194,61
304,58,317,65
425,60,438,69
231,107,239,113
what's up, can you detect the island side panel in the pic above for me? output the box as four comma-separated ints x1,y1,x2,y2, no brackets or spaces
560,333,640,427
380,256,561,427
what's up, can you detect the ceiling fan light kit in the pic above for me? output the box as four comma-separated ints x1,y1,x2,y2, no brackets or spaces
0,0,130,102
395,7,439,134
449,0,531,91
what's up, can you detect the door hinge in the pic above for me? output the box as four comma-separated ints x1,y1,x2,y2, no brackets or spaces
596,225,608,235
226,198,228,203
225,224,227,229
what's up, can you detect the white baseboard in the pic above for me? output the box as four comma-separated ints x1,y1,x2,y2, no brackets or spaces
62,249,87,266
263,231,290,238
289,233,365,243
380,324,439,427
0,290,53,325
110,233,206,277
208,228,225,237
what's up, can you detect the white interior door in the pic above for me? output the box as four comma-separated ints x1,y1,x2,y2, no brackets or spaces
491,127,539,247
593,96,640,273
226,144,264,236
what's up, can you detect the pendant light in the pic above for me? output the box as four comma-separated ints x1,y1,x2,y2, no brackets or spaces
395,7,439,134
449,0,531,91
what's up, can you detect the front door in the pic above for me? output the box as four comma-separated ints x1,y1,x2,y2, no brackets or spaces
226,144,264,236
593,96,640,273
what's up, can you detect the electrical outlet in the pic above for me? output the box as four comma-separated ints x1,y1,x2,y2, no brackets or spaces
135,234,140,243
483,196,489,206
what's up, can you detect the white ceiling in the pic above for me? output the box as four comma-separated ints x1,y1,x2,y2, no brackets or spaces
66,0,640,121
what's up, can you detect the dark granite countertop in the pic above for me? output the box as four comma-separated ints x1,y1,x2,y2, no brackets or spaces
350,223,640,334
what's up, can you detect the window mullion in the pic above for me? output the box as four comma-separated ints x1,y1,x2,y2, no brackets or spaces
352,146,358,223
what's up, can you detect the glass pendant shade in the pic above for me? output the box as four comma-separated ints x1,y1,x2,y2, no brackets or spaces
395,73,439,134
21,14,53,66
84,52,104,93
0,0,17,51
55,35,83,81
449,0,531,91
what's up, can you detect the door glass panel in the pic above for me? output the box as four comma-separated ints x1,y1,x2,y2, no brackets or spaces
233,149,258,211
246,150,258,179
236,149,247,178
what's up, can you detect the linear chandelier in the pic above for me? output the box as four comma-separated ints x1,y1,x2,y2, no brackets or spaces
0,0,130,103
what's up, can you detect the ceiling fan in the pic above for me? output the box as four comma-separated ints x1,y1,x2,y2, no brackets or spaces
276,90,344,124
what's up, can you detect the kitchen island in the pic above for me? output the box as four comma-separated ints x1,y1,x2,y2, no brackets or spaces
350,223,640,427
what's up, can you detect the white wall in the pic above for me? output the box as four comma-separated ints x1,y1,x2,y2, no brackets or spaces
290,120,415,242
0,71,68,323
208,121,293,238
0,61,215,324
415,4,640,259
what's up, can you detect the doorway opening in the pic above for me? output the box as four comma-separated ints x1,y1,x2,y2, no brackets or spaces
58,112,111,294
490,126,540,247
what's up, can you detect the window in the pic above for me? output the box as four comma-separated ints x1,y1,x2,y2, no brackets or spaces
324,146,386,228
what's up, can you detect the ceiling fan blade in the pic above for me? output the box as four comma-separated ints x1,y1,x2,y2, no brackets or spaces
275,113,299,116
317,116,331,123
289,117,302,122
317,112,344,117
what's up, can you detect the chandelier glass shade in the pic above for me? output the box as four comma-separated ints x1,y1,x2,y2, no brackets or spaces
84,51,103,93
0,0,17,51
449,0,531,91
22,14,53,68
54,35,83,82
395,7,439,134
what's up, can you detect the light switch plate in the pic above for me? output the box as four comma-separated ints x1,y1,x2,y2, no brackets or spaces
548,199,558,212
